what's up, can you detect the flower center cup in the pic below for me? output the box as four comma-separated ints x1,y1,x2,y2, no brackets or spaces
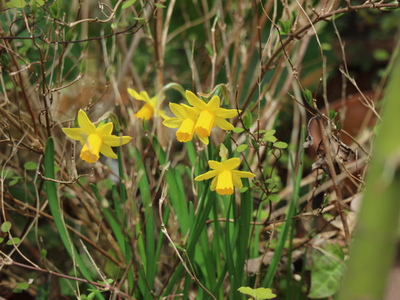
176,118,196,142
135,103,154,120
216,170,234,195
195,110,215,137
80,133,102,163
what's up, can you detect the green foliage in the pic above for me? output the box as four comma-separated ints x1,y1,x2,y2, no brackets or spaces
23,161,37,170
13,282,29,293
237,144,248,152
238,287,277,300
1,221,12,232
329,109,338,120
122,0,137,10
6,0,26,9
274,141,288,149
243,111,253,129
308,243,346,298
49,0,63,18
303,88,313,106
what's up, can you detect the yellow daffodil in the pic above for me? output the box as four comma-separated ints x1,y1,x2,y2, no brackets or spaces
186,91,240,138
162,103,210,144
127,88,167,120
195,157,255,195
62,109,132,163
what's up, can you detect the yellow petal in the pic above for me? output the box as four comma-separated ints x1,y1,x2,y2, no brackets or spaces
135,103,154,120
163,118,182,128
96,122,114,136
169,103,187,120
215,107,240,118
232,174,243,189
208,160,223,170
195,170,218,181
198,136,209,145
100,144,118,159
62,127,86,142
216,170,234,195
176,118,195,142
77,109,96,134
139,91,151,102
223,158,241,170
214,118,235,131
102,135,132,147
231,170,256,178
195,110,215,137
186,91,207,110
207,96,221,110
128,88,148,102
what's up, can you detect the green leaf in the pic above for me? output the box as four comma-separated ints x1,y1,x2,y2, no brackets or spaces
24,161,37,170
238,286,257,298
268,194,280,202
1,221,11,232
9,177,20,186
329,109,337,120
6,237,21,245
264,129,276,136
278,19,291,35
308,243,345,298
49,0,62,18
238,287,277,300
6,0,26,8
303,88,313,106
233,127,244,133
122,0,136,9
41,249,47,259
237,144,248,153
274,141,288,149
243,111,253,129
262,135,277,143
155,3,166,8
374,49,390,61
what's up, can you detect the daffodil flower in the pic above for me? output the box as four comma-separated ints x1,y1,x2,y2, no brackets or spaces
127,88,167,120
162,103,210,144
195,158,255,195
62,109,132,163
186,91,240,138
